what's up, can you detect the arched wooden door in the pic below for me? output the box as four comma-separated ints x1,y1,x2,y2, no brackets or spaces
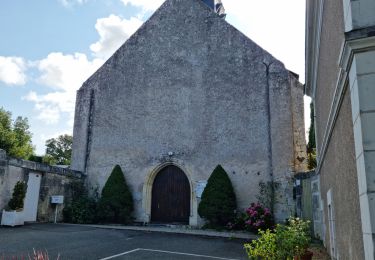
151,165,190,224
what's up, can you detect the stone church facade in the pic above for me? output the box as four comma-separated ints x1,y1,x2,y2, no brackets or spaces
71,0,306,226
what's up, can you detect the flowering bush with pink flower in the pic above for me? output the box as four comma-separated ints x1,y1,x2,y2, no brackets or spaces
244,202,274,232
225,202,274,232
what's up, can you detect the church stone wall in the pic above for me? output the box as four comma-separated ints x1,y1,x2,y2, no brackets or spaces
72,0,305,225
290,75,308,173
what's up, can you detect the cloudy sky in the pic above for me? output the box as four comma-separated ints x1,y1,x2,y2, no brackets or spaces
0,0,309,155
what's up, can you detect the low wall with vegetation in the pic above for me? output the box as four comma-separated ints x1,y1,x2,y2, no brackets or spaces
0,149,83,222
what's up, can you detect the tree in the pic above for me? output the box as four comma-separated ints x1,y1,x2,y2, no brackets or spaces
11,117,34,159
198,165,237,227
0,107,34,159
43,134,73,165
307,102,316,152
97,165,134,224
307,102,317,170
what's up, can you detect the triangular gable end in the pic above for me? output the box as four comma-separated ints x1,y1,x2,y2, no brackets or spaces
80,0,286,91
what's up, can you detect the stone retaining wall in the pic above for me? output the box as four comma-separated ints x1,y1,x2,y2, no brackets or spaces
0,149,83,222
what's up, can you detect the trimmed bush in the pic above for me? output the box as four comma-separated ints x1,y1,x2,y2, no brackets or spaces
8,181,27,210
97,165,134,224
198,165,237,227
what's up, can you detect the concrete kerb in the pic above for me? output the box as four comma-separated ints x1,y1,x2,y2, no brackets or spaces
60,223,257,240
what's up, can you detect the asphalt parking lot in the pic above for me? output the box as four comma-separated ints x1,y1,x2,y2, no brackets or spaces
0,224,249,259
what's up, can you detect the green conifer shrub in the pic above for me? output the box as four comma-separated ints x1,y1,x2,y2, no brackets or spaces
198,165,237,227
97,165,134,224
8,181,27,210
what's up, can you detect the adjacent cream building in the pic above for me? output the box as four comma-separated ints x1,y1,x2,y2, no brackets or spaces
306,0,375,258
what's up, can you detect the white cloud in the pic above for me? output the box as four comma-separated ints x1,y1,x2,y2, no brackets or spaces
23,13,144,127
24,91,69,124
24,52,104,125
120,0,164,12
0,56,27,85
37,52,103,91
59,0,88,7
90,15,143,59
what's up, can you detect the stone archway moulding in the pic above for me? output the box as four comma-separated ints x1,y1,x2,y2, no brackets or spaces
142,159,196,225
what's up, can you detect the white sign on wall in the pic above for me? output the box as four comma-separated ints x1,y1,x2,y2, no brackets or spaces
195,181,207,198
51,195,64,204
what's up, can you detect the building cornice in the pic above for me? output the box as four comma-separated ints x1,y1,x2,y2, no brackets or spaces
305,0,325,98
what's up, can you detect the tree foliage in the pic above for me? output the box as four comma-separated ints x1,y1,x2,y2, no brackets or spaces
198,165,237,227
97,165,134,224
307,102,316,152
307,151,317,170
43,134,72,165
245,218,311,260
307,102,317,170
0,107,34,159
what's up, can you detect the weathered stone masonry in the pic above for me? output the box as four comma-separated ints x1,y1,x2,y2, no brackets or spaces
71,0,307,226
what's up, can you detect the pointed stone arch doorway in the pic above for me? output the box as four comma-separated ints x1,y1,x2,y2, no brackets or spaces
143,162,195,225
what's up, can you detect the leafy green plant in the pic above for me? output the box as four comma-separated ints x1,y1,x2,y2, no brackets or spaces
307,149,317,170
244,217,311,260
244,229,278,259
284,218,311,257
7,181,27,210
198,165,237,227
226,212,247,230
28,154,44,163
63,183,98,224
63,196,97,224
97,165,134,224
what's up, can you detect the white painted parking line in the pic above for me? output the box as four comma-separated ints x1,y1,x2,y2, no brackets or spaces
99,248,140,260
100,248,241,260
139,248,240,260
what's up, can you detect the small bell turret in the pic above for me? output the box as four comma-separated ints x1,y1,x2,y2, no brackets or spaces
201,0,226,18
